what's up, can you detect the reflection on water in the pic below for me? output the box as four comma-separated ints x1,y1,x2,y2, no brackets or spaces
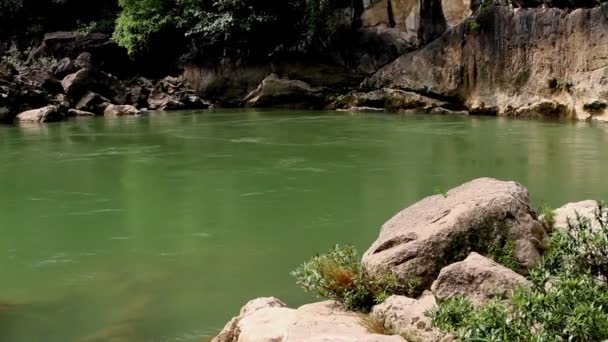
0,110,607,341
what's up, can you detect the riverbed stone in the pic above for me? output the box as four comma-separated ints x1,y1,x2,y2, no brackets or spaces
431,252,531,306
361,178,547,293
371,291,453,341
104,104,140,116
15,105,64,123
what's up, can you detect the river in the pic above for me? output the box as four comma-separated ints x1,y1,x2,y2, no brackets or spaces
0,109,607,341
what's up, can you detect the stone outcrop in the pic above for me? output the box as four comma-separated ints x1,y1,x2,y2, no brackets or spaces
371,291,453,341
365,4,608,120
361,178,547,293
213,299,405,342
243,74,329,108
104,104,141,116
332,88,451,112
431,252,531,306
552,200,603,231
15,105,63,123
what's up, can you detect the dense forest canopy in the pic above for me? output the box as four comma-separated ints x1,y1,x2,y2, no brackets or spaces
0,0,361,64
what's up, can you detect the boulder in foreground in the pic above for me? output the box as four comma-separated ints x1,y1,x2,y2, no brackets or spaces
431,252,531,306
372,291,454,341
213,298,405,342
362,178,547,293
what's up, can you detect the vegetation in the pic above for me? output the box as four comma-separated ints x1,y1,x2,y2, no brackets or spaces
360,315,424,342
427,203,608,341
291,245,418,312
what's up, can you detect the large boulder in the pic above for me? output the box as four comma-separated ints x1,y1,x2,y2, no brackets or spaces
104,104,141,117
552,200,603,231
371,291,453,341
15,105,64,123
53,57,78,79
361,178,547,293
29,31,130,75
243,74,329,108
21,69,63,94
431,252,531,306
75,91,111,114
213,299,405,342
61,68,114,99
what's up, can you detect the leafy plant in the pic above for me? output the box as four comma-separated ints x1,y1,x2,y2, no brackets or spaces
428,203,608,341
488,240,519,271
292,245,418,311
539,204,556,231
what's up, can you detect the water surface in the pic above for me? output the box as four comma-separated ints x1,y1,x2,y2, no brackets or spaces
0,110,607,341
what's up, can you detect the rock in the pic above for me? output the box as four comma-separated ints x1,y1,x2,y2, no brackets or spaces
15,105,63,123
76,91,111,114
431,253,531,306
371,291,453,341
22,69,63,94
213,299,405,342
147,76,210,110
361,178,547,293
53,57,78,79
75,52,94,70
104,104,141,116
365,4,608,120
68,108,95,117
61,68,113,99
552,200,603,231
243,74,328,108
51,94,71,112
361,0,448,45
512,100,571,118
332,88,448,111
213,297,291,342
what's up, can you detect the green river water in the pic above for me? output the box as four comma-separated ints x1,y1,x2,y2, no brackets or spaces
0,109,607,341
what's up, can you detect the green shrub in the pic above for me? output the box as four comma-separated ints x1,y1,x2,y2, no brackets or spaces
428,203,608,341
487,239,518,271
539,204,556,231
292,245,418,311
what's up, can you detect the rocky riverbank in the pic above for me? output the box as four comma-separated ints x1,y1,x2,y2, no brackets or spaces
4,2,608,122
210,178,606,341
0,32,209,123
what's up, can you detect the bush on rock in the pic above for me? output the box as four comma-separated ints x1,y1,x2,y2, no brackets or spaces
291,245,419,312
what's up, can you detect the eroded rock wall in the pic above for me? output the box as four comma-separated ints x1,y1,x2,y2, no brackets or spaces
366,4,608,121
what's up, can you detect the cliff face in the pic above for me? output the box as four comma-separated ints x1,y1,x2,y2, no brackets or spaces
366,4,608,121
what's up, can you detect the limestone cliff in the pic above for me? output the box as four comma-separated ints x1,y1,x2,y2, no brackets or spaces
366,4,608,121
